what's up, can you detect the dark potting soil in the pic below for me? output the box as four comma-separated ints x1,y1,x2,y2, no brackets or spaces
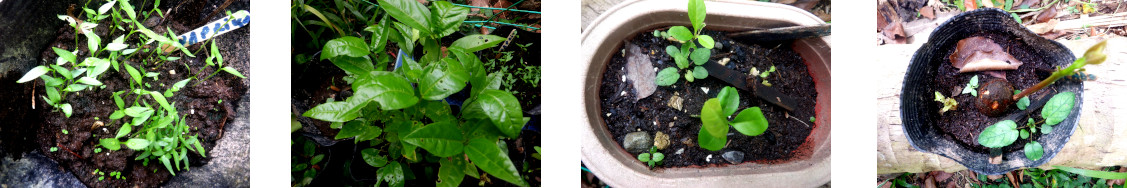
600,29,817,168
931,33,1060,153
27,1,248,187
291,27,541,186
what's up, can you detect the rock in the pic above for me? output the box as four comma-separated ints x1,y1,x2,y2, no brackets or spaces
622,132,653,154
706,154,713,163
625,43,656,101
723,151,745,164
653,132,670,150
667,92,683,111
675,148,684,155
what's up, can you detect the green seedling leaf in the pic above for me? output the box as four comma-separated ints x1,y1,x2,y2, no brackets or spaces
698,35,715,49
161,155,175,176
376,0,432,36
1025,141,1043,161
84,31,101,53
119,0,136,19
1041,92,1076,126
110,110,125,119
350,71,418,110
124,138,149,150
45,86,60,104
978,120,1019,148
76,77,103,86
655,67,679,86
429,1,469,37
221,67,246,78
53,47,76,65
124,63,142,85
311,154,324,164
355,125,383,142
403,121,465,157
60,103,73,118
665,45,688,69
17,66,49,83
124,106,151,117
731,107,769,136
690,48,710,65
684,70,694,82
419,58,469,100
330,56,373,75
962,75,979,96
700,98,728,137
688,0,706,32
1020,129,1029,139
100,138,121,151
462,90,524,138
437,157,466,187
451,34,506,53
320,36,370,60
1015,90,1030,110
466,138,529,186
376,161,405,187
50,65,72,80
41,75,64,87
361,148,388,167
638,153,651,162
653,152,664,162
697,123,727,151
304,98,367,122
115,123,131,139
1041,123,1053,133
335,120,367,139
150,91,174,113
1053,165,1127,180
668,26,693,42
716,86,739,117
106,36,127,51
693,66,708,79
98,0,116,14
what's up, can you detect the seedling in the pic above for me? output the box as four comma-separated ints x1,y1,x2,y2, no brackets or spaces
978,92,1076,160
655,0,715,86
1012,40,1106,101
532,146,542,160
934,91,958,114
637,146,664,168
698,86,769,151
962,75,979,97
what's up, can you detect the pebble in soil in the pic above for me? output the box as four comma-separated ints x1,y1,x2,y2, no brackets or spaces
601,29,817,168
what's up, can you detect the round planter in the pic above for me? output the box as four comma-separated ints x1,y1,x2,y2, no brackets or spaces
900,8,1083,175
579,0,831,187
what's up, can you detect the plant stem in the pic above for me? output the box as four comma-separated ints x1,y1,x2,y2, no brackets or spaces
1013,60,1084,101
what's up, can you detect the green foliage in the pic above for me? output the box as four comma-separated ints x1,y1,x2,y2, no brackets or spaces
1014,90,1030,110
1041,92,1075,126
292,137,324,186
637,146,664,167
655,67,680,86
934,92,958,114
655,0,715,86
977,92,1076,160
296,0,532,186
698,86,768,151
962,75,979,97
978,120,1018,148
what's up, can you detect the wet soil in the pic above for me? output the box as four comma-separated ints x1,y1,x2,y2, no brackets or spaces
22,1,248,187
600,29,817,168
930,33,1062,153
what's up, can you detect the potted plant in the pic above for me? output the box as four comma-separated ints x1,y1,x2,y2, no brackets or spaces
579,0,830,186
900,8,1093,175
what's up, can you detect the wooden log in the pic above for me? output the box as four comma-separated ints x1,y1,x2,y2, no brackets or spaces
877,37,1127,174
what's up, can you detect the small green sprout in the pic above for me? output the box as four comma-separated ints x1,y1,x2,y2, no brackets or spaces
62,129,69,134
655,0,715,86
637,146,665,167
50,147,58,152
961,75,979,97
934,92,958,114
809,116,815,122
978,92,1076,161
699,87,769,151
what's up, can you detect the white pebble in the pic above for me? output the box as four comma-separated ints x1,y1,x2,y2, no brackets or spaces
654,67,658,72
191,109,196,115
675,148,684,155
706,154,712,162
621,75,626,82
621,91,626,96
606,113,611,117
170,69,176,75
701,87,709,93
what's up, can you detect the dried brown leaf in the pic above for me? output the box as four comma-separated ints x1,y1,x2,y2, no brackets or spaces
949,37,1023,74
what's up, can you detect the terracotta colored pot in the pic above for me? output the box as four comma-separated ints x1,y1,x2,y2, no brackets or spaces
580,0,831,187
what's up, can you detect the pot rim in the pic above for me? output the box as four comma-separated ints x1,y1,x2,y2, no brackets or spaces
579,0,831,186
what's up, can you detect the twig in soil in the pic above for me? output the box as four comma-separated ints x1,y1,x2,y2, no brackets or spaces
57,143,84,159
786,113,811,128
202,0,237,26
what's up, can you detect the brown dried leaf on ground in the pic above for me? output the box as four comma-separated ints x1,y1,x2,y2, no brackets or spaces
949,37,1023,75
625,42,655,101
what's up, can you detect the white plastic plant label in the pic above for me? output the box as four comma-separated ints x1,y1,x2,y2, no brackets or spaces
176,10,250,46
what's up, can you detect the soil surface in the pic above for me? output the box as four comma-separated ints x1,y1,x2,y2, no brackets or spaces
600,29,817,168
930,33,1062,153
21,1,249,187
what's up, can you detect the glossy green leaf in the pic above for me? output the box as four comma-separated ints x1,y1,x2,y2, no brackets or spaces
668,26,693,42
419,58,469,100
352,71,419,110
437,157,466,187
690,48,710,65
84,31,101,53
693,66,708,79
1041,123,1053,133
697,123,726,151
52,47,76,65
150,91,174,113
461,90,524,138
60,103,73,118
320,36,370,60
962,75,979,96
1041,92,1076,126
731,107,768,136
978,120,1019,148
100,138,121,151
655,67,680,86
1020,129,1029,139
716,86,739,117
335,121,367,139
218,66,245,78
86,58,111,78
376,0,432,36
115,123,131,139
698,35,715,49
119,0,136,19
1025,141,1043,161
1015,90,1030,110
466,138,528,186
638,153,651,162
329,56,373,75
125,138,149,150
124,63,142,85
106,36,127,51
403,121,465,157
303,98,367,122
688,0,706,32
429,1,469,37
50,65,71,80
361,148,388,167
375,161,405,186
653,152,664,162
17,66,49,83
700,98,728,137
355,125,383,142
451,34,506,53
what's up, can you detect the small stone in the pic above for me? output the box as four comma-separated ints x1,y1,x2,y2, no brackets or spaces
701,87,709,94
750,67,760,77
170,69,176,75
667,93,683,111
723,151,745,164
718,57,731,66
621,75,625,82
706,154,713,163
680,137,695,147
675,148,684,155
654,132,670,149
620,91,626,96
606,113,611,117
622,132,653,154
716,41,725,50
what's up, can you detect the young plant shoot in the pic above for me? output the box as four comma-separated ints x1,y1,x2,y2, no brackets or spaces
699,86,768,151
655,0,715,86
977,92,1076,161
